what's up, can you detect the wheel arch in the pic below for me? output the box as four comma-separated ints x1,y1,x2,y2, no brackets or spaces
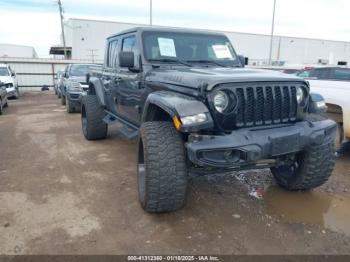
143,103,172,122
88,77,106,107
141,91,213,131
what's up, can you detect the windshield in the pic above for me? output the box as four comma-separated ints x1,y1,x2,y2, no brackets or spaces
69,65,91,76
0,67,9,76
142,31,240,67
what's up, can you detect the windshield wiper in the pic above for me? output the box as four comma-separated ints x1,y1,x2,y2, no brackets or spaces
148,58,192,67
186,59,228,67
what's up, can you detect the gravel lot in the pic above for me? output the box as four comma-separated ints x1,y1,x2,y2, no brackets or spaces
0,92,349,255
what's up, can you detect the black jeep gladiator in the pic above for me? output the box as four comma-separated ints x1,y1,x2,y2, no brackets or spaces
81,27,336,213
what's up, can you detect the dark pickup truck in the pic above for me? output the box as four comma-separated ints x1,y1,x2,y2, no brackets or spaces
81,27,336,213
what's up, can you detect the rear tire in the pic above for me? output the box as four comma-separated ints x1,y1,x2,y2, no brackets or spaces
138,121,188,213
81,95,107,140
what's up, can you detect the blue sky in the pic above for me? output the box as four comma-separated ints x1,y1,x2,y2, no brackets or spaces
0,0,349,57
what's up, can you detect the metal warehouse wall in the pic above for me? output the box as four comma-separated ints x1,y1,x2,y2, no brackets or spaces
65,18,350,66
0,57,93,92
0,44,38,58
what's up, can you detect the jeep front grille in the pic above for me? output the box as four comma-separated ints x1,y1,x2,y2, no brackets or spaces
211,82,307,131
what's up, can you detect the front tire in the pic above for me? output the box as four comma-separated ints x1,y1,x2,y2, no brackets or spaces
61,93,66,105
138,121,188,213
66,96,74,113
271,140,335,191
81,95,107,140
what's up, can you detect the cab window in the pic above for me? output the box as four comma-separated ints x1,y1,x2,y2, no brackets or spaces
122,35,136,52
107,39,119,68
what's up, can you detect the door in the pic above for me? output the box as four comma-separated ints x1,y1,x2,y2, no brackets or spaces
103,37,120,115
115,34,144,125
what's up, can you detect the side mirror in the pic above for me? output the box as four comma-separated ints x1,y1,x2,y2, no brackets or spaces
238,55,247,67
64,72,68,78
119,51,134,68
11,72,15,77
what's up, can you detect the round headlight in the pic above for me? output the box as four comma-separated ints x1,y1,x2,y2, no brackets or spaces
213,91,229,113
296,87,304,104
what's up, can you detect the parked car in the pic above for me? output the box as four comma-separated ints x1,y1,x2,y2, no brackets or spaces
54,69,65,97
82,27,335,213
297,67,350,150
0,64,19,99
282,68,303,75
0,81,8,115
60,64,95,113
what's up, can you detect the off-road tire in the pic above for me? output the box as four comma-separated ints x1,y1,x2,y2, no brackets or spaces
137,121,188,213
271,140,335,190
61,93,66,106
81,95,107,140
272,114,336,190
308,113,345,152
66,96,74,113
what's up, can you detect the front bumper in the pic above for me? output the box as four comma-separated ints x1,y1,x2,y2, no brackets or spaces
67,90,83,103
6,87,16,97
186,119,336,168
66,90,84,107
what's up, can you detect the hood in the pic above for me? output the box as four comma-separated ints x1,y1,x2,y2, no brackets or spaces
0,76,14,84
145,67,306,90
68,76,86,84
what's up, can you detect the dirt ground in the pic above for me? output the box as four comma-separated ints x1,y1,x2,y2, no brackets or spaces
0,92,349,255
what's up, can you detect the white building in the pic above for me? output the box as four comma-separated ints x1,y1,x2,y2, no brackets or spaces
64,18,350,66
0,44,38,58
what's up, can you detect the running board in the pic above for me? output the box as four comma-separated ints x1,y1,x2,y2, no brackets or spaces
103,112,139,140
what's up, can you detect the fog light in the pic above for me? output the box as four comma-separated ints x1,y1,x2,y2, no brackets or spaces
181,113,207,125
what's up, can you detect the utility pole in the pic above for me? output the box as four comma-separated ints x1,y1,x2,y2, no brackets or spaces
268,0,276,66
57,0,67,59
149,0,153,26
87,49,98,63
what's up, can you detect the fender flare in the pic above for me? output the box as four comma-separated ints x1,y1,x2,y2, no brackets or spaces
309,92,327,113
88,77,106,107
142,91,214,132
